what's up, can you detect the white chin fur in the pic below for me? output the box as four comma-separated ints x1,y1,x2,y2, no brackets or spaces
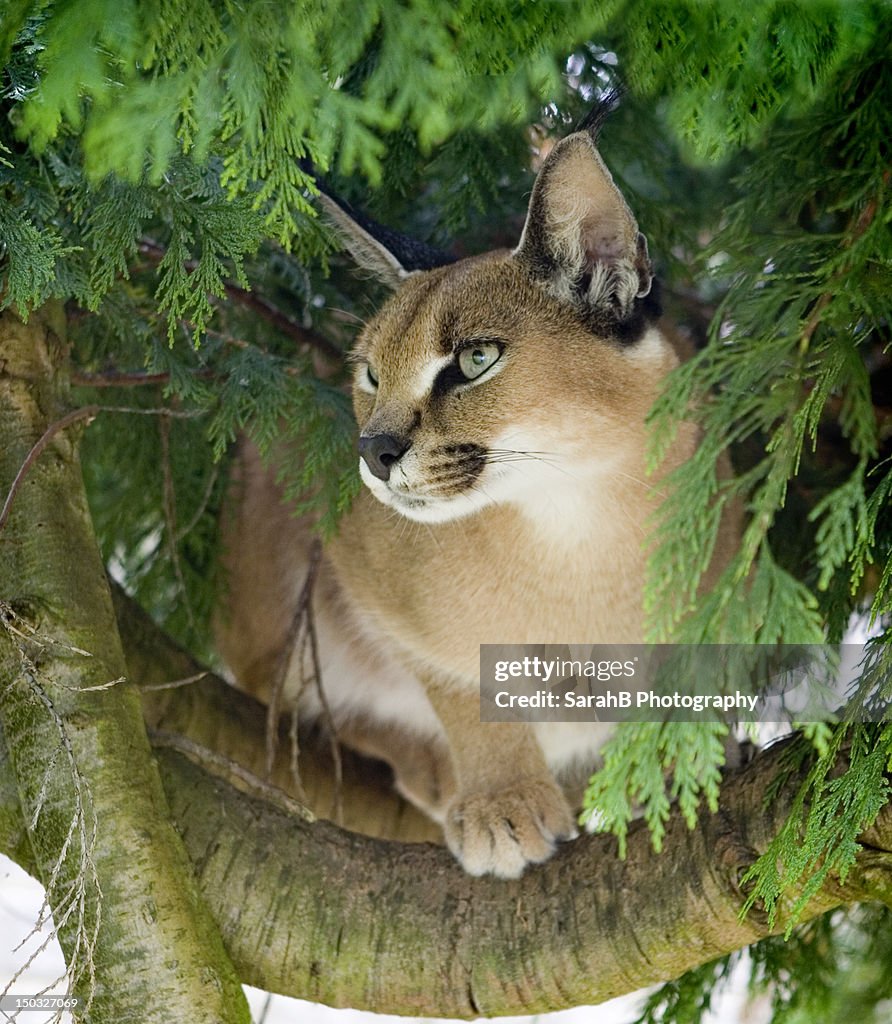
359,459,495,524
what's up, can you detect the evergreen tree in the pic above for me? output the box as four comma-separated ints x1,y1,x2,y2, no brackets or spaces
0,2,890,1021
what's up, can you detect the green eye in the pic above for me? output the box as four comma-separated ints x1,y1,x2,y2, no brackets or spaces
458,342,501,381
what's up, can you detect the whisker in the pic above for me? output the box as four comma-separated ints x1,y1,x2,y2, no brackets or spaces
485,451,560,467
486,449,578,481
467,479,499,508
486,448,560,459
609,469,666,498
326,306,369,327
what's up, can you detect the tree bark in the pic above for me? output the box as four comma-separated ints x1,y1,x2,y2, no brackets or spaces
0,306,251,1022
3,696,889,1018
141,737,892,1017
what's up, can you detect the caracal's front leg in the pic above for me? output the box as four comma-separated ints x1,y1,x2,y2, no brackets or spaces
335,718,455,823
423,676,577,878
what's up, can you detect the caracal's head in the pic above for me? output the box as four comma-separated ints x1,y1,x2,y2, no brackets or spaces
324,122,680,525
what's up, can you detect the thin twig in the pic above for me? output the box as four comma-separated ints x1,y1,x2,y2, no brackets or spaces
0,603,95,657
139,671,210,692
159,415,197,637
71,316,339,392
72,357,314,389
256,992,275,1024
148,729,314,822
0,613,103,1018
99,405,205,419
71,338,318,391
0,406,99,533
71,370,189,388
288,702,302,806
62,677,126,693
306,590,343,825
265,540,325,802
176,465,220,543
799,168,890,355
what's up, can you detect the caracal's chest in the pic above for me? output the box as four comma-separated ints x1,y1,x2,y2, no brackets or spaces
327,486,649,680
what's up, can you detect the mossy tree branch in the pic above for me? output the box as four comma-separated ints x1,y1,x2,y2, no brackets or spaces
2,674,891,1017
0,305,251,1022
154,738,892,1017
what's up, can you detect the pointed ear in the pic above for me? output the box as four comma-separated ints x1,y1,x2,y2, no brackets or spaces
318,193,414,290
513,131,652,320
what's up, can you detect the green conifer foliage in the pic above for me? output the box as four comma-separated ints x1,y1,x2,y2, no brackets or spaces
1,2,890,1019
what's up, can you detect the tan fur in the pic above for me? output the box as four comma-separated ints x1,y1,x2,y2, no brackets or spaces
215,130,739,877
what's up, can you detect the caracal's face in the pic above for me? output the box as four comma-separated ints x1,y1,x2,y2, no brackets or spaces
351,251,670,525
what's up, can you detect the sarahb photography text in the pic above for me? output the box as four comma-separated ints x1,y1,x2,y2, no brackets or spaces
479,644,889,724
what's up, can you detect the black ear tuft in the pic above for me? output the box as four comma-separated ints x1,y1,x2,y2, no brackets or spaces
573,87,624,141
300,158,456,289
318,189,456,273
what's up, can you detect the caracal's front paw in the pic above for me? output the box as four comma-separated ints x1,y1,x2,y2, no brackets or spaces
443,779,578,878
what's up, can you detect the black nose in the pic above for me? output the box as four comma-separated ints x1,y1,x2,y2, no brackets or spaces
358,433,410,481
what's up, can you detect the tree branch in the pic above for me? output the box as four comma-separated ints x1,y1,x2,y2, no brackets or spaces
113,592,892,1015
155,734,892,1017
138,239,344,363
0,404,203,535
0,405,98,533
70,369,213,388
